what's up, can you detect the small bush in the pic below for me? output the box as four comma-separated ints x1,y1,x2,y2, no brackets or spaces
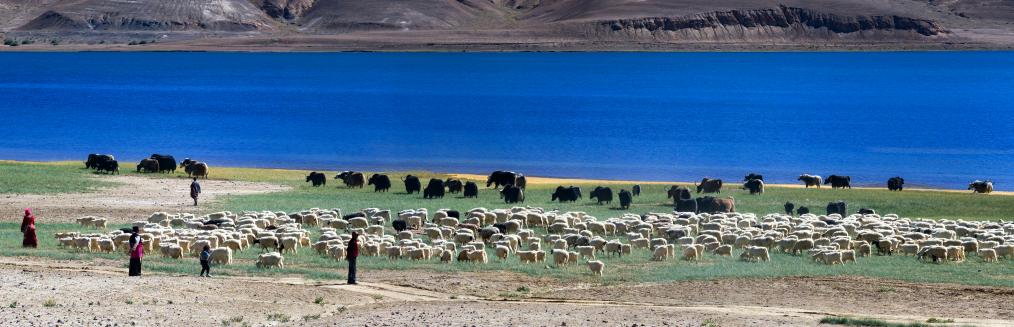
125,299,134,305
3,39,17,46
43,299,57,307
516,286,530,292
266,313,290,323
820,316,932,327
303,314,321,321
336,305,347,314
371,294,383,300
701,318,720,327
8,301,17,308
925,318,954,324
313,296,325,305
220,316,245,327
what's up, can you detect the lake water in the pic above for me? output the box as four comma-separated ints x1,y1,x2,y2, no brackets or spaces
1,52,1011,190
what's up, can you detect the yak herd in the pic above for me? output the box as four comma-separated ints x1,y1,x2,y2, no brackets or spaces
303,170,1000,216
83,153,210,178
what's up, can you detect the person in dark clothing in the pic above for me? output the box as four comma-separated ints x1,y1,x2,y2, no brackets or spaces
190,178,202,206
199,245,212,277
128,226,143,276
21,208,38,248
347,232,360,285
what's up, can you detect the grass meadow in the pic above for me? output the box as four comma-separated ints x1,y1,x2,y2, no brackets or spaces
2,221,1011,287
1,161,1013,287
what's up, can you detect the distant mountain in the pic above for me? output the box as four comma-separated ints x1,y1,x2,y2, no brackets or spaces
1,0,1012,50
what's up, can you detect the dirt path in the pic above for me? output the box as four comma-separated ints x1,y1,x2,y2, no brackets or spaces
0,175,290,223
1,256,1010,326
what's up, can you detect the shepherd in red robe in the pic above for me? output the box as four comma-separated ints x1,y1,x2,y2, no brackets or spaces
21,208,38,248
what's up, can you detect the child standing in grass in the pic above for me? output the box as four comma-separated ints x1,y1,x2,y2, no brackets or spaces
199,245,212,277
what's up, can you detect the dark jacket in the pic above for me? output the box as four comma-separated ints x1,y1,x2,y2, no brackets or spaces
347,234,360,260
190,181,202,197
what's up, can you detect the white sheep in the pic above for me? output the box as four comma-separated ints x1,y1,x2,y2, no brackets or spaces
713,245,732,256
977,248,998,263
587,260,604,276
517,250,539,263
552,249,569,266
651,246,668,261
256,252,284,269
494,245,511,261
257,236,279,252
209,247,232,265
576,245,596,260
466,249,488,263
279,237,299,254
681,246,699,261
97,239,116,253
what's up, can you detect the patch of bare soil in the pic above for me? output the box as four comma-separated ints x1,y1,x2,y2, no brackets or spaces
0,175,289,223
1,256,1010,326
531,276,1014,323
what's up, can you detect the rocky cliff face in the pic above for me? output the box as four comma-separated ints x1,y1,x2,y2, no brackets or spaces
593,6,945,41
259,0,318,20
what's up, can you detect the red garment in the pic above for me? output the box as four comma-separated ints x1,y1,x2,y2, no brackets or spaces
21,209,38,248
130,235,144,259
347,233,360,260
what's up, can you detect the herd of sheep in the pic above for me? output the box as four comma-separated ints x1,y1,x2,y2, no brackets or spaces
53,207,1012,277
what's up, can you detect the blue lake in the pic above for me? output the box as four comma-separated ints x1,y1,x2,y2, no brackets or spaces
1,52,1011,190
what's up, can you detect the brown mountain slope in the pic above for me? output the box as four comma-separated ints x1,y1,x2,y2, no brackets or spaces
8,0,275,32
1,0,1012,50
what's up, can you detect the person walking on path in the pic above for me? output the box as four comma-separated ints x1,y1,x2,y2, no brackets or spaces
128,226,143,276
199,245,212,277
347,232,360,285
20,208,37,248
190,177,202,206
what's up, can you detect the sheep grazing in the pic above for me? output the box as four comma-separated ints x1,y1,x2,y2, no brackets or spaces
994,245,1013,259
495,245,511,261
841,250,856,264
651,246,668,261
602,240,622,257
161,244,183,259
257,236,279,252
256,252,284,269
223,239,243,251
279,237,299,254
209,247,232,265
328,245,346,261
918,246,949,263
587,260,605,276
466,249,488,263
552,249,570,266
681,246,699,262
576,245,596,260
977,249,998,263
96,239,116,253
740,246,770,262
386,247,403,260
713,245,732,256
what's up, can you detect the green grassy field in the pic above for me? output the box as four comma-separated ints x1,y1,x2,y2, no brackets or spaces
216,177,1014,221
5,160,1012,221
2,161,1013,287
4,221,1011,287
0,161,118,193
